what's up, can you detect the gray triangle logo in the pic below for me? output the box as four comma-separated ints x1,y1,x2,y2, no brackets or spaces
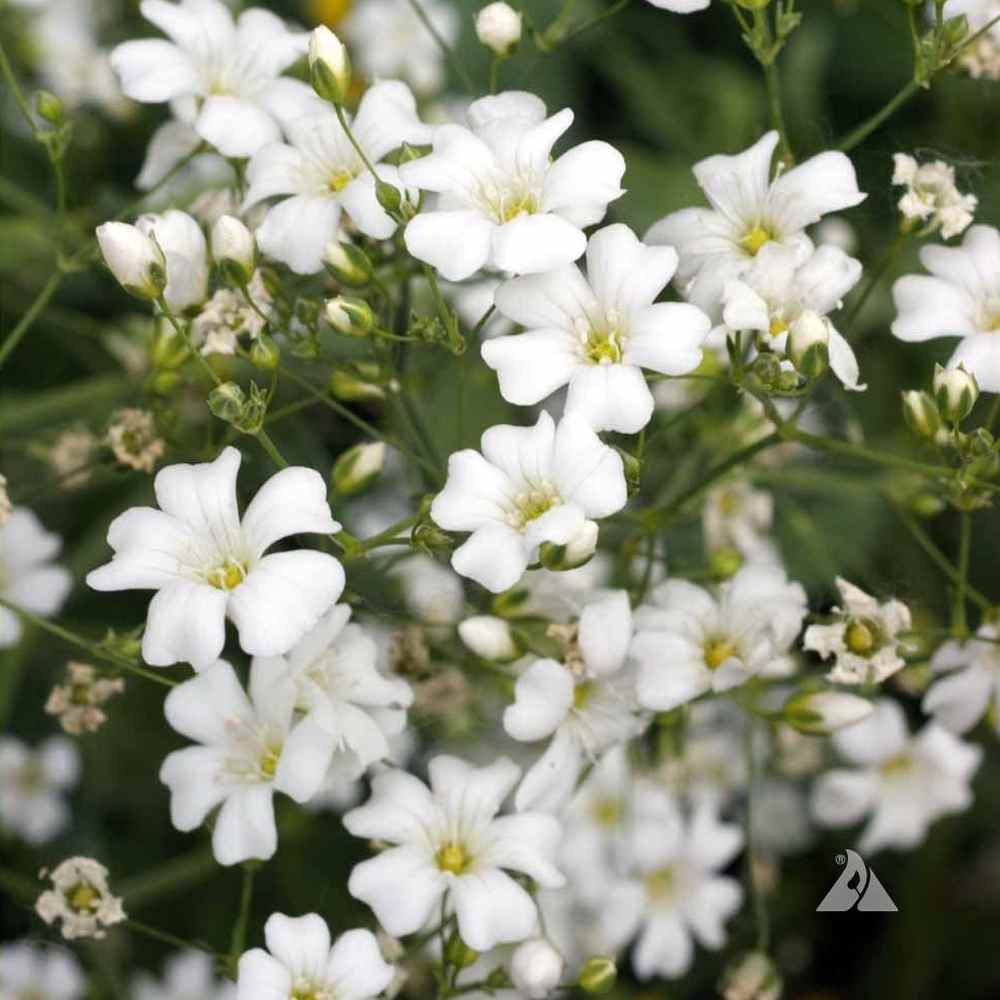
816,849,898,912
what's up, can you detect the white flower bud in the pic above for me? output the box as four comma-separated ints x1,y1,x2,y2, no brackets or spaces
933,363,979,424
783,690,873,735
786,311,829,380
325,296,374,337
332,442,386,496
324,240,374,287
96,222,166,301
309,25,351,104
475,2,523,56
901,389,941,440
211,215,256,285
540,519,599,572
719,951,783,1000
509,938,564,999
458,615,518,661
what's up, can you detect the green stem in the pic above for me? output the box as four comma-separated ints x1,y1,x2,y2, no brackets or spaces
352,514,420,557
763,58,793,163
332,102,380,182
845,230,908,331
562,0,633,44
157,298,221,387
406,0,475,92
0,272,63,372
0,40,39,134
838,79,921,153
228,863,257,968
953,510,971,637
255,429,289,469
128,920,221,958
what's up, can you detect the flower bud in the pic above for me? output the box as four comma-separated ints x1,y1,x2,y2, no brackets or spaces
539,519,598,572
207,382,246,424
475,3,523,56
782,690,873,735
509,938,564,999
325,296,374,337
331,441,385,496
375,180,403,215
443,931,478,970
308,25,351,104
36,90,64,125
719,951,783,1000
329,369,386,403
324,240,374,287
578,956,616,995
96,222,166,301
211,215,256,286
902,389,941,440
458,615,518,661
709,545,743,581
787,311,829,380
933,363,978,424
249,334,280,372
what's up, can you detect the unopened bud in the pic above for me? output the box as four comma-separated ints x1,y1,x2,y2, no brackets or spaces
443,931,478,970
308,25,351,104
539,520,598,572
933,363,978,424
942,14,969,49
332,441,385,496
211,215,256,286
324,240,374,287
96,222,166,302
249,334,280,372
475,3,523,57
36,90,64,125
207,381,246,424
902,390,941,439
458,615,518,661
411,520,453,552
719,951,783,1000
150,322,190,369
787,311,829,380
375,180,403,215
709,545,743,581
325,296,374,337
509,938,564,999
329,369,386,403
783,690,873,735
578,956,616,994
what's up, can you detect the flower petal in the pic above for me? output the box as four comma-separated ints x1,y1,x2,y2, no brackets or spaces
325,928,395,999
451,868,539,950
263,913,330,983
196,96,281,159
564,363,655,434
241,466,340,555
257,195,342,275
212,784,277,865
347,846,444,937
142,579,228,669
403,211,494,281
503,658,575,742
491,213,587,275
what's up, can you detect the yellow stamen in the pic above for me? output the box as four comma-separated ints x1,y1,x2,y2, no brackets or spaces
741,224,773,256
704,639,736,670
436,842,472,875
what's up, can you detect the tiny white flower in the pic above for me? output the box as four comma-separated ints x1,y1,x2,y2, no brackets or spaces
431,411,627,593
401,92,626,281
509,938,564,998
87,446,344,670
0,736,79,844
702,481,776,565
811,699,982,852
892,153,977,239
631,566,807,712
923,625,1000,735
647,130,866,319
0,507,73,649
96,221,167,301
133,951,235,1000
484,224,711,432
192,271,272,356
803,577,911,686
243,81,430,274
110,0,311,159
475,3,523,56
344,755,565,950
211,215,256,285
35,857,126,940
504,591,643,812
0,940,85,1000
391,553,465,626
237,913,394,1000
459,614,518,661
135,210,210,312
892,225,1000,392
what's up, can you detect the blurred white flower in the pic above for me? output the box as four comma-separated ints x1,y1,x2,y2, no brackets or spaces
45,662,125,735
391,554,465,626
485,224,710,433
945,0,1000,80
892,154,977,239
509,937,564,998
811,699,982,852
402,92,625,281
0,736,79,844
459,615,518,660
88,446,344,669
702,481,776,565
923,625,1000,734
344,755,565,949
192,271,272,356
647,130,865,319
0,940,85,1000
133,950,235,1000
35,857,126,940
475,3,523,56
431,411,627,593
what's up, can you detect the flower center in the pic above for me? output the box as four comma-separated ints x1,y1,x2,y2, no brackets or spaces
740,223,775,256
206,559,247,591
436,841,472,875
591,796,623,828
703,637,736,670
845,618,882,657
768,316,788,337
979,297,1000,332
881,752,913,776
644,865,677,901
328,168,356,193
292,982,334,1000
507,483,561,530
498,191,538,223
68,882,100,913
573,680,595,710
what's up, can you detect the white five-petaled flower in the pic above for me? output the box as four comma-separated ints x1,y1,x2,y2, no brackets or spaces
0,736,79,845
133,950,235,1000
430,411,628,593
243,81,430,274
0,940,86,1000
923,625,1000,735
503,590,644,812
0,507,73,649
251,604,413,785
87,446,344,669
401,91,626,281
160,659,332,865
630,566,807,712
237,913,394,1000
483,224,711,433
720,242,866,391
803,577,911,686
811,699,981,853
646,130,866,318
344,755,565,950
111,0,311,160
891,224,1000,392
601,785,744,981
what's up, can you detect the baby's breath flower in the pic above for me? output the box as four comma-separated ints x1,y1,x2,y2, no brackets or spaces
45,662,125,735
892,154,977,239
106,408,165,474
35,857,126,940
192,271,272,357
48,428,96,489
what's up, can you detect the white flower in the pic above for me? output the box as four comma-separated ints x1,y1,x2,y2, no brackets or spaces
782,690,874,735
35,857,126,940
602,787,743,980
459,615,518,660
483,224,711,432
0,508,73,649
344,755,565,950
0,736,79,844
803,577,911,686
430,411,627,593
243,81,430,274
251,604,413,784
136,210,210,312
892,153,977,239
46,662,125,735
87,446,344,669
647,130,866,318
0,941,85,1000
509,938,564,998
211,215,256,284
134,951,235,1000
401,92,626,281
96,221,167,301
630,565,807,711
944,0,1000,79
391,553,465,626
891,225,1000,392
237,913,394,1000
111,0,311,159
161,659,331,864
475,3,523,56
702,481,777,565
343,0,459,96
720,242,865,390
923,625,1000,734
811,699,982,852
192,271,272,356
503,591,643,812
